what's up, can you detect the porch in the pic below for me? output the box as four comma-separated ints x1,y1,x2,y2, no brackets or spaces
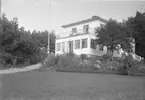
55,34,107,56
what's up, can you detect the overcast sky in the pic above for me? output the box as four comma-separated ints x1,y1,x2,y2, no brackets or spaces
1,0,145,33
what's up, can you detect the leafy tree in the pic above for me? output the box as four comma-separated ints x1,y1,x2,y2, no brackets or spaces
0,13,56,68
96,19,133,56
0,13,51,68
127,11,145,58
32,30,56,53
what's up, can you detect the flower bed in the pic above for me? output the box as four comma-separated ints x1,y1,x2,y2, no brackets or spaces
42,54,145,76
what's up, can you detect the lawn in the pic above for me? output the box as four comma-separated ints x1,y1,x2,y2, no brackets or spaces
0,71,145,100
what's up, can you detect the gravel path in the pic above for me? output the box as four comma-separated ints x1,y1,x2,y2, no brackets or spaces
0,63,42,74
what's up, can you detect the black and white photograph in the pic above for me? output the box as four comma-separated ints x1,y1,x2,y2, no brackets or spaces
0,0,145,100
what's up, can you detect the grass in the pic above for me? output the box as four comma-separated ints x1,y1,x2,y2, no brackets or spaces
0,71,145,100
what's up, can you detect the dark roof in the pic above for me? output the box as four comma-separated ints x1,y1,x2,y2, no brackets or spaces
62,16,108,28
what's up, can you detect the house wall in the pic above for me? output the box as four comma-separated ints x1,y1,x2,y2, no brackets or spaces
55,34,107,56
55,19,108,56
63,20,105,33
57,20,105,38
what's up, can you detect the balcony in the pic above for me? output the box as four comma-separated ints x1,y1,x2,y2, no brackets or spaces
56,27,96,39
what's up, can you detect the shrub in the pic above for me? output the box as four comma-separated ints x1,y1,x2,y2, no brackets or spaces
0,53,5,68
102,54,112,62
42,54,101,73
134,64,145,76
117,64,128,75
43,54,59,67
66,52,76,57
115,54,140,75
80,54,87,61
41,53,144,76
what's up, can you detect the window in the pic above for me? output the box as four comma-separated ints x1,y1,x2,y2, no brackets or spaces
82,38,88,48
99,44,103,51
83,25,89,33
62,42,65,52
75,40,80,49
72,28,77,33
91,39,96,49
56,43,61,51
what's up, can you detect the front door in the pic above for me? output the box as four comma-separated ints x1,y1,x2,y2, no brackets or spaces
68,41,73,53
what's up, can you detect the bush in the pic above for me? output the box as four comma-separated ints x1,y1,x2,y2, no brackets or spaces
80,54,87,61
43,54,59,67
117,64,128,75
66,52,76,57
102,54,112,62
42,54,100,73
41,53,144,76
135,64,145,76
115,54,140,76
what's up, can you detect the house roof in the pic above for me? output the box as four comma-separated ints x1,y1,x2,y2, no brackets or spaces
62,16,108,28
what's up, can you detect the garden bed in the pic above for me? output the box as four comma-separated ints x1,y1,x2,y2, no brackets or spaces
42,54,145,76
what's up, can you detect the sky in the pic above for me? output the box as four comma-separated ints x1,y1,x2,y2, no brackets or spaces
1,0,145,33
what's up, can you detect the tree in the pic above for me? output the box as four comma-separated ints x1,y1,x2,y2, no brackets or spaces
0,13,57,68
127,11,145,58
96,19,133,56
0,14,48,67
31,30,56,53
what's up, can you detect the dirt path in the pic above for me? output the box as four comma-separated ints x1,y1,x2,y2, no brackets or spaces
0,63,42,74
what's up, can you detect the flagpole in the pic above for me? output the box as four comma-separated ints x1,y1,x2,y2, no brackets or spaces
0,0,2,33
0,0,2,49
0,0,1,17
48,0,52,54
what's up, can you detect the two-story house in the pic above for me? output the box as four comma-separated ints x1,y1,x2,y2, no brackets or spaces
55,15,142,61
55,16,110,56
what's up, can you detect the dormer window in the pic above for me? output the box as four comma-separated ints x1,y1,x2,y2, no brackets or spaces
83,25,89,33
72,28,77,33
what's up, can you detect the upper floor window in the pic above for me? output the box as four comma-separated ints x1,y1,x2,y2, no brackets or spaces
75,40,80,49
83,25,89,33
99,44,104,51
72,28,77,33
91,39,96,49
56,43,61,51
82,38,88,48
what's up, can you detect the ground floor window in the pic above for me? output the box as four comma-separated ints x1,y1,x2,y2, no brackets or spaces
62,42,65,52
56,43,61,51
75,40,80,49
91,39,96,49
82,38,88,48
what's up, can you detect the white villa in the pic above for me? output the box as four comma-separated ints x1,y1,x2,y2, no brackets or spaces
55,16,132,58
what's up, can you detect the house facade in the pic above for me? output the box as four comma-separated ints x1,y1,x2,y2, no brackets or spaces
55,16,121,57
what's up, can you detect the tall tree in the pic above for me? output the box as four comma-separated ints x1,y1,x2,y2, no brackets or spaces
31,30,56,53
128,11,145,58
0,14,47,67
96,19,133,56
